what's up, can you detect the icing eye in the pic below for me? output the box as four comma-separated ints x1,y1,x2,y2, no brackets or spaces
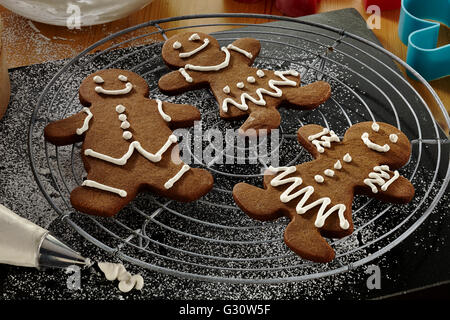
389,134,398,143
93,75,104,84
189,33,201,41
173,41,182,49
118,75,128,82
371,122,380,132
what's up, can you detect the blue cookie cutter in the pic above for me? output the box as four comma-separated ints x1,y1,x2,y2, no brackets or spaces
398,0,450,81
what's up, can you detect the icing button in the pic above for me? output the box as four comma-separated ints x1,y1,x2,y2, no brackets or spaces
122,131,132,140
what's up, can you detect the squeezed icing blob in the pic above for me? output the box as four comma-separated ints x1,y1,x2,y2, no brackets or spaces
98,262,144,293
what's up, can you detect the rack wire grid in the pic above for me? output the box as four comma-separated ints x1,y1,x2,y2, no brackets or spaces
28,14,450,284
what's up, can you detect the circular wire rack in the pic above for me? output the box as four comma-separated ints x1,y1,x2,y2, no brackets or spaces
29,14,450,284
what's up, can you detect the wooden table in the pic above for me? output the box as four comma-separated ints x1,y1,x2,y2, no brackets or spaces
0,0,448,133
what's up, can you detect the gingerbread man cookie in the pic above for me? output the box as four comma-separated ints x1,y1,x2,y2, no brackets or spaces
158,32,332,136
44,69,213,217
233,121,415,262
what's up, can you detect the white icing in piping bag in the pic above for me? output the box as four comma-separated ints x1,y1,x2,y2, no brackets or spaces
0,204,89,269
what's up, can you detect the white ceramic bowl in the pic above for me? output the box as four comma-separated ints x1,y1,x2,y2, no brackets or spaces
0,0,153,26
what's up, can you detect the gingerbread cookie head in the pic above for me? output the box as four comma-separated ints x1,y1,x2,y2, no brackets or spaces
161,32,224,69
342,122,411,167
79,69,149,105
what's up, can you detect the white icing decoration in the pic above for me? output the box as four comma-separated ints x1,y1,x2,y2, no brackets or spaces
93,75,104,84
164,164,190,189
173,41,182,49
115,104,126,113
178,46,231,83
82,180,127,197
156,99,171,122
247,76,256,83
95,82,132,95
334,160,342,170
122,131,132,140
185,46,230,71
221,70,299,112
389,134,398,143
236,82,245,89
118,114,127,122
343,153,352,163
223,85,230,94
188,33,200,41
227,43,253,59
178,68,193,82
324,169,335,177
179,38,209,58
372,122,380,132
361,132,390,152
118,74,127,82
76,107,93,135
120,121,130,129
364,165,400,193
314,175,324,183
256,70,265,78
269,166,349,230
98,262,144,293
84,135,178,165
307,128,340,153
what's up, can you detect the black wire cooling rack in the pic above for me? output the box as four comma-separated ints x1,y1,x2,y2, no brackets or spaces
28,14,450,284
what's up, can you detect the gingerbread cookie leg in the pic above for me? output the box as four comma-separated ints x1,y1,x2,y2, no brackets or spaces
233,182,284,221
238,107,281,136
284,214,336,262
153,166,214,202
71,169,138,217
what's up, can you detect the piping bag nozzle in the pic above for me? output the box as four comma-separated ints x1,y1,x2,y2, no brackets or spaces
0,204,90,269
38,233,91,269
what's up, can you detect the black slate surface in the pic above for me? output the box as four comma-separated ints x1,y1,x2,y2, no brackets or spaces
0,9,449,302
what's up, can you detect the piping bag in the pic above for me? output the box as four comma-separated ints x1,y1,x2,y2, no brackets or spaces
0,204,90,269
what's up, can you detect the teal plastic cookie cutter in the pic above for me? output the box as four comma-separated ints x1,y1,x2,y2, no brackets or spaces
398,0,450,81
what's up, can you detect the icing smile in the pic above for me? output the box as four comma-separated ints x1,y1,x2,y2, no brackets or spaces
361,132,390,152
94,74,133,95
179,38,210,58
95,82,133,95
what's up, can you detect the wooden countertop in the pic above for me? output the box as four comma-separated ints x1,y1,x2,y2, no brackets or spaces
0,0,448,133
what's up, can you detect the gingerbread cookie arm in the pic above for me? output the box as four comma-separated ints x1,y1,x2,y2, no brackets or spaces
158,70,208,95
297,124,341,159
44,110,91,146
154,100,201,129
226,38,260,66
283,81,331,110
356,170,415,204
